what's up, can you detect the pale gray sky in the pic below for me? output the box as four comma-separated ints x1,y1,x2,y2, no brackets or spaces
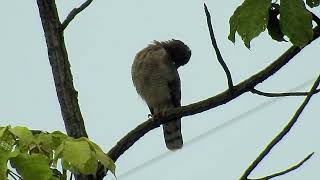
1,1,320,180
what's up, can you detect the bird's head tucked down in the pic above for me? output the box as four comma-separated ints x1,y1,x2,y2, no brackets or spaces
154,39,191,68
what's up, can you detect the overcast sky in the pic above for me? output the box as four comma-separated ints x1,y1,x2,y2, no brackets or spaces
1,0,320,179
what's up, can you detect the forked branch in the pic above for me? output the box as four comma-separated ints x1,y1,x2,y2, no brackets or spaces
250,152,314,180
240,74,320,179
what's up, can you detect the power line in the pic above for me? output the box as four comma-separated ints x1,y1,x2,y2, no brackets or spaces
114,78,316,180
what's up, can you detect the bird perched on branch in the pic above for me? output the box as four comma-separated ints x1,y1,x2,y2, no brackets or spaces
131,39,191,150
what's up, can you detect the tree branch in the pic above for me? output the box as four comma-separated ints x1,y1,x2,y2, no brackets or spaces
36,0,88,139
37,1,91,179
204,3,234,91
240,74,320,180
251,88,320,97
250,152,314,180
107,26,320,163
61,0,93,30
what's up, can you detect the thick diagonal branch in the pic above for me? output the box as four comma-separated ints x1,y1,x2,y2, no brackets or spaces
37,0,87,138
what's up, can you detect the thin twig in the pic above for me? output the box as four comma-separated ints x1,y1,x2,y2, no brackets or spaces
61,0,93,30
251,88,320,97
204,3,234,91
240,74,320,180
250,152,314,180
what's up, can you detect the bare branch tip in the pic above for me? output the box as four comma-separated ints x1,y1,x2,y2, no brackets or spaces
252,152,315,180
61,0,93,30
204,3,210,16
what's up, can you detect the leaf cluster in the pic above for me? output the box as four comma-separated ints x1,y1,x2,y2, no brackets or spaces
229,0,318,48
0,126,115,180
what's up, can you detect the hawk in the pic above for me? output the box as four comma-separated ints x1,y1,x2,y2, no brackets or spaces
131,39,191,150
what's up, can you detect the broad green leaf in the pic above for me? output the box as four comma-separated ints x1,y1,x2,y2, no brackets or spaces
33,133,55,159
34,133,53,147
280,0,313,47
49,176,60,180
63,140,91,165
306,0,320,8
10,126,34,150
0,150,19,180
11,153,52,180
61,159,75,173
0,126,8,137
88,141,116,175
0,127,16,179
52,142,64,167
82,151,98,175
1,153,10,177
267,4,286,42
0,127,15,152
0,128,18,179
228,0,271,48
61,152,96,175
0,150,10,180
61,140,93,174
51,131,68,150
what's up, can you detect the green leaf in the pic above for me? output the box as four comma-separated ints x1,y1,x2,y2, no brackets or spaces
0,150,10,180
280,0,313,47
267,4,286,42
10,126,34,151
61,139,94,174
51,131,68,150
34,133,53,147
48,176,61,180
306,0,320,8
88,141,116,175
1,150,20,180
52,142,64,168
0,126,7,137
0,127,15,152
82,151,98,175
33,133,56,160
0,127,17,179
228,0,271,48
63,140,91,165
0,148,8,179
0,151,16,180
11,153,52,180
